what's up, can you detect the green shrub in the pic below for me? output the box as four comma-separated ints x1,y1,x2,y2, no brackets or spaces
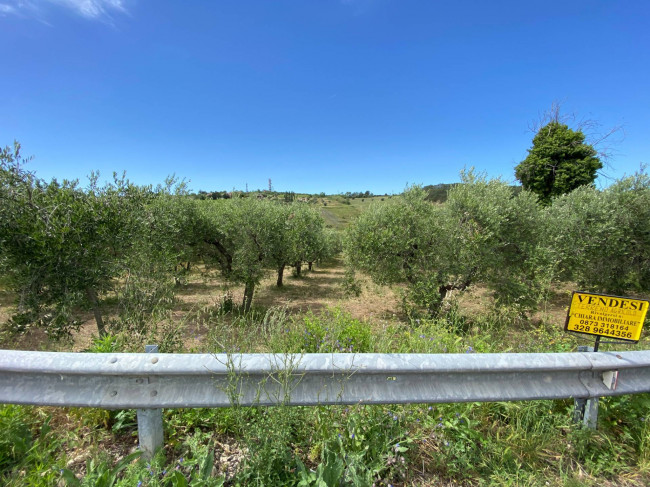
289,308,372,353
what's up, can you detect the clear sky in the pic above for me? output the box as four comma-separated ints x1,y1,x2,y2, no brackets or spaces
1,1,648,194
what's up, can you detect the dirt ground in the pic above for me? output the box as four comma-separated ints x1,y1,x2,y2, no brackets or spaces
0,258,612,353
0,259,407,352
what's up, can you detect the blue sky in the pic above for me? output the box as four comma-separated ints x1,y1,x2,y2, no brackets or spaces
1,0,648,194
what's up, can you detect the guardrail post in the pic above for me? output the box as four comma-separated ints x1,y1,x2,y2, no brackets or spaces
573,345,598,430
137,344,164,458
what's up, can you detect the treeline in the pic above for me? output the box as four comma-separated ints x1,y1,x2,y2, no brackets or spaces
346,170,650,317
0,143,337,340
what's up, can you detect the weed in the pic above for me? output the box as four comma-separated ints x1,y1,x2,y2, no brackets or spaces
59,450,142,487
0,405,32,471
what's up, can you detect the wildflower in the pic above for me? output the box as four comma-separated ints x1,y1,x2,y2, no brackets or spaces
428,406,432,411
393,415,398,421
351,433,355,439
137,482,142,487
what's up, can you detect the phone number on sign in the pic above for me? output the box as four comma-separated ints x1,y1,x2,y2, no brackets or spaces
572,319,633,339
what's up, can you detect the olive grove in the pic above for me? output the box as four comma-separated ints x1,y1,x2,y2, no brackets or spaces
345,169,650,317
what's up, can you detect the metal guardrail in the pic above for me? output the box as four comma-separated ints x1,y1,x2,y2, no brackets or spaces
2,350,650,407
2,349,650,456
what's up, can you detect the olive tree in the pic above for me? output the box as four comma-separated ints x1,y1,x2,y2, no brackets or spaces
262,201,326,286
199,198,278,311
0,142,192,339
345,173,553,316
548,170,650,294
344,186,466,315
286,202,326,276
445,172,554,310
109,182,200,335
0,143,150,337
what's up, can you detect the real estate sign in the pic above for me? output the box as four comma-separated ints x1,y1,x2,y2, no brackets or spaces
565,292,649,343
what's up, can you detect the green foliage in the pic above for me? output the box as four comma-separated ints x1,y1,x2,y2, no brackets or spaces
0,405,33,471
345,174,553,316
301,405,411,486
515,121,602,204
422,183,457,203
86,333,124,353
0,410,66,487
446,171,555,312
548,170,650,294
198,198,327,309
60,451,142,487
288,308,373,353
0,142,190,339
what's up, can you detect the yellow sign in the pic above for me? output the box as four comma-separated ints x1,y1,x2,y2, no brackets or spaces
565,292,649,342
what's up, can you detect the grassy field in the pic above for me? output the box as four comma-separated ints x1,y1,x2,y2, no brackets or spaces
1,257,650,486
318,196,388,229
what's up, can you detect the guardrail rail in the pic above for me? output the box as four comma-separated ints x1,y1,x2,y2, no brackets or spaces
2,349,650,456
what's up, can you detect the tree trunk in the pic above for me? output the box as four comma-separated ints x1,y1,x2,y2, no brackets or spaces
85,287,106,337
208,239,233,276
295,262,302,277
308,261,313,271
242,281,255,312
277,265,285,287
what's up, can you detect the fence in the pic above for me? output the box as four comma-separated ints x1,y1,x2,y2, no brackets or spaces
2,349,650,457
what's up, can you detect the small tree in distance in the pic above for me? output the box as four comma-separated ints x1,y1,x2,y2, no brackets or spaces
515,121,602,204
